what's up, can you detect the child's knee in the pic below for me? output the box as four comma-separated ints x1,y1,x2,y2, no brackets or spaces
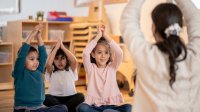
76,103,90,112
76,93,85,102
120,104,132,112
103,109,120,112
56,104,68,112
48,104,68,112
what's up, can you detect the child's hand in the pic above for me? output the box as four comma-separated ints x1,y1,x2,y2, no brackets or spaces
35,22,44,31
102,25,112,42
34,23,44,39
96,25,103,38
101,25,106,36
59,37,65,49
25,23,44,44
55,39,61,49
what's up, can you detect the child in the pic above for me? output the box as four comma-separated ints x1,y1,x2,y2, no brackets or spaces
121,0,200,112
12,23,68,112
76,25,132,112
43,38,84,112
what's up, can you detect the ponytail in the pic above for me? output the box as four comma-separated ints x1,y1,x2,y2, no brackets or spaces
156,35,187,87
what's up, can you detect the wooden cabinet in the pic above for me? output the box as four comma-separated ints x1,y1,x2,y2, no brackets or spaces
0,42,14,90
5,20,72,60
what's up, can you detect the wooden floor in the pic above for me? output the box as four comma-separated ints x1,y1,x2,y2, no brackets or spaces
0,86,133,112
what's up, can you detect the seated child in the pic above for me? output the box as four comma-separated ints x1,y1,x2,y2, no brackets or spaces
12,23,68,112
76,25,132,112
44,38,84,112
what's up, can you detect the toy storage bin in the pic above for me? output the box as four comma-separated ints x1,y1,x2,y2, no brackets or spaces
45,45,53,55
48,30,65,40
0,52,10,63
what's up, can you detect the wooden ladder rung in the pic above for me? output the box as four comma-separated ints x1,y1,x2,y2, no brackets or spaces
73,42,87,46
73,37,89,40
72,30,89,34
75,53,83,57
74,48,84,52
77,59,83,63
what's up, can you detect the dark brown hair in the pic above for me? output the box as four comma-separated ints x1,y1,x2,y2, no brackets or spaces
52,48,70,72
151,3,187,87
90,37,112,64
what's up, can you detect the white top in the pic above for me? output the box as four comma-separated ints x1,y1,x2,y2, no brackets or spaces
45,67,78,96
121,0,200,112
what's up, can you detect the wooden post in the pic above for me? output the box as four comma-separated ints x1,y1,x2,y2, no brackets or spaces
88,0,111,35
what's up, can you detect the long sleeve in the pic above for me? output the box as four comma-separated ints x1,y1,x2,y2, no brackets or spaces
109,40,123,69
12,43,30,78
37,45,47,72
120,0,146,56
82,40,97,76
176,0,200,59
175,0,200,40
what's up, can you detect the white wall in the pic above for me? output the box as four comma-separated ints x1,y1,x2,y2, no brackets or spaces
0,0,88,25
0,0,166,36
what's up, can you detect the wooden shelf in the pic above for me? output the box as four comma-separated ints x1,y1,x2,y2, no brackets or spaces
0,82,14,90
0,42,13,90
5,20,73,60
0,42,13,45
48,21,72,24
0,63,12,66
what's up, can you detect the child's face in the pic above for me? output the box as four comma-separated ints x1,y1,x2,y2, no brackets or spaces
25,51,39,71
53,55,67,70
92,44,110,68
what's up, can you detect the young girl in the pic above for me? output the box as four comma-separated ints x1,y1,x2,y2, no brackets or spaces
43,38,84,112
121,0,200,112
76,25,132,112
12,23,68,112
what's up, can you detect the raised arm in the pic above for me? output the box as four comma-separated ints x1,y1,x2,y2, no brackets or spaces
34,23,47,72
102,25,123,69
109,40,123,69
35,23,44,46
175,0,200,43
102,25,112,43
46,40,60,75
120,0,146,54
83,26,102,73
60,39,78,73
25,24,41,44
12,43,30,78
12,24,40,78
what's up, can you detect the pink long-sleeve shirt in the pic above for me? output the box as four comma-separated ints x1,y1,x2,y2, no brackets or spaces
83,39,124,106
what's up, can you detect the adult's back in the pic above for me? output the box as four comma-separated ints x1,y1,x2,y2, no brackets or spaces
120,0,200,112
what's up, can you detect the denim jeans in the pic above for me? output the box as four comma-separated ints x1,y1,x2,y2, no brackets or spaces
14,104,68,112
76,103,132,112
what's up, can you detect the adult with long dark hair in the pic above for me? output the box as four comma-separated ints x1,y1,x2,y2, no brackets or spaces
121,0,200,111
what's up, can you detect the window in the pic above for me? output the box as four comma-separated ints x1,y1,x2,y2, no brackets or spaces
0,0,20,14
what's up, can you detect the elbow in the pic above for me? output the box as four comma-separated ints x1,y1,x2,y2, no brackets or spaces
83,49,89,57
71,59,78,68
46,63,52,69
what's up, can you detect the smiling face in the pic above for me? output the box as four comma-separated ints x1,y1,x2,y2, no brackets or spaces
53,55,67,70
25,51,39,71
92,43,111,68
